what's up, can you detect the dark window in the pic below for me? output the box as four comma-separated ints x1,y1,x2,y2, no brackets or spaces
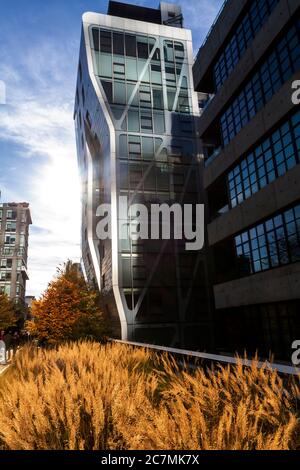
179,116,193,133
125,34,137,57
233,202,300,277
152,48,160,61
113,32,124,55
100,30,112,53
220,20,300,147
92,28,100,51
213,0,280,90
101,80,113,103
153,89,164,109
227,110,300,208
137,38,149,59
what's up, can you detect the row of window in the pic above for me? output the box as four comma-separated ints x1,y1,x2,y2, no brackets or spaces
119,134,164,161
0,210,17,220
112,106,194,135
1,235,26,246
0,221,17,232
0,247,26,257
118,161,198,194
118,134,196,163
112,107,166,134
220,20,300,147
0,259,25,269
235,202,300,275
92,29,157,59
227,110,300,208
94,52,189,90
91,28,186,64
121,254,202,290
214,0,279,90
100,80,191,113
0,284,24,296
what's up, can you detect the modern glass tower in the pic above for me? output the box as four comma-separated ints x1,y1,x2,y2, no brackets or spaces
74,1,213,348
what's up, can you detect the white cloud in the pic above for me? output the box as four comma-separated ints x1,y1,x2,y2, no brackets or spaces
0,40,81,298
0,1,224,297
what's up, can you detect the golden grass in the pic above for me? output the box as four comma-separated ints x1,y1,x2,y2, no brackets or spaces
0,342,299,450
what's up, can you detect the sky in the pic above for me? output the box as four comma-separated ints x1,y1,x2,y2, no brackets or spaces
0,0,223,298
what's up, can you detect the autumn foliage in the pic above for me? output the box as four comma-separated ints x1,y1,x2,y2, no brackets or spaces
26,262,110,344
0,293,17,331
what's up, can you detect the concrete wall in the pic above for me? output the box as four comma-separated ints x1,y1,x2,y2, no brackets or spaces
214,262,300,309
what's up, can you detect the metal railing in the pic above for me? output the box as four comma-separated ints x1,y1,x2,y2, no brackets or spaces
113,340,300,377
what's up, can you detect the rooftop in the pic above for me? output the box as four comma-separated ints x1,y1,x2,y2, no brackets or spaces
107,1,183,28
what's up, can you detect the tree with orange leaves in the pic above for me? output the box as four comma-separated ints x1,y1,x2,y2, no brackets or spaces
27,261,110,345
0,293,17,331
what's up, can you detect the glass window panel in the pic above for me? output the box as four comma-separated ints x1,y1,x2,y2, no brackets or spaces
127,83,138,106
140,90,152,106
126,58,138,81
167,89,176,111
113,32,124,56
138,60,150,82
99,53,112,78
114,81,126,104
164,41,174,62
154,112,165,134
113,63,125,76
100,30,112,53
92,28,100,51
151,64,162,84
101,80,113,103
152,48,160,61
125,34,137,57
153,89,164,109
128,110,140,132
142,137,154,160
137,37,149,59
141,112,153,132
119,135,128,159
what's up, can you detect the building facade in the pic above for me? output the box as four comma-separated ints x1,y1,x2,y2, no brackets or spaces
0,202,32,304
74,1,213,348
193,0,300,360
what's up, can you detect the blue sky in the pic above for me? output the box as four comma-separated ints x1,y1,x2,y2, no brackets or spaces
0,0,223,297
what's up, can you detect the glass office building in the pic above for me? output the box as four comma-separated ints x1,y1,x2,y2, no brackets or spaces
74,1,213,348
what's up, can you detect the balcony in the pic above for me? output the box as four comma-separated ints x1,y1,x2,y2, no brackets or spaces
204,146,222,167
